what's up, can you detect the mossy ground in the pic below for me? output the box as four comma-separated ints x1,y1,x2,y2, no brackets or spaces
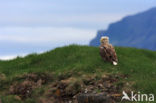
0,45,156,103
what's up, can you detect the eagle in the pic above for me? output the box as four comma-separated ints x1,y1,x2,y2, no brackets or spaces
99,36,118,65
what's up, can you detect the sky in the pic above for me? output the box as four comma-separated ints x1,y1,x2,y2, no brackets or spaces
0,0,156,60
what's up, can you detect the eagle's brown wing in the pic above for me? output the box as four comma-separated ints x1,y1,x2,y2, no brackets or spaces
100,44,118,63
108,44,118,62
100,46,107,61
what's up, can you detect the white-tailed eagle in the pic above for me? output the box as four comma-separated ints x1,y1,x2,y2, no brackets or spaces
99,36,118,65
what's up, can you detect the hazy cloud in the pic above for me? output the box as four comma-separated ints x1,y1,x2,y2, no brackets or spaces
0,27,96,43
0,0,156,59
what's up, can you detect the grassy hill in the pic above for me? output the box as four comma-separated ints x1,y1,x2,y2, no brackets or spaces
0,45,156,103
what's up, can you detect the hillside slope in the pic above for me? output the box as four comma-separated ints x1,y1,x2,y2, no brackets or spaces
90,7,156,50
0,45,156,103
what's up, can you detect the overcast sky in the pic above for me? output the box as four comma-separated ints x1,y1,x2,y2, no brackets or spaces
0,0,156,60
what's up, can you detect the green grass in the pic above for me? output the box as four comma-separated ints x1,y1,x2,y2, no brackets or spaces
0,45,156,102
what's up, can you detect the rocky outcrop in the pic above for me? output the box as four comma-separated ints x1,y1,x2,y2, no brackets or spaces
77,93,114,103
90,7,156,50
3,72,129,103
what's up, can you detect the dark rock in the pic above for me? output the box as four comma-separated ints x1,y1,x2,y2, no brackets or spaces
77,93,114,103
9,81,35,99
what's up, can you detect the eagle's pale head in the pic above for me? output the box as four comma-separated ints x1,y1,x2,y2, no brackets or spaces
100,36,109,44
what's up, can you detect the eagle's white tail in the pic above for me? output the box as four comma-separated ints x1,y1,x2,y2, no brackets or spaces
113,61,118,65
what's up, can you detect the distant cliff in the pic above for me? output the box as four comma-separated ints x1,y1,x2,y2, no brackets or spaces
90,7,156,50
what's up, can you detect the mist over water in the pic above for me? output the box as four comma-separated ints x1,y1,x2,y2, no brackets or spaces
0,27,96,60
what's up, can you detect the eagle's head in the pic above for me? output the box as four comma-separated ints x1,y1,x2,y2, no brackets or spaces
100,36,109,44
